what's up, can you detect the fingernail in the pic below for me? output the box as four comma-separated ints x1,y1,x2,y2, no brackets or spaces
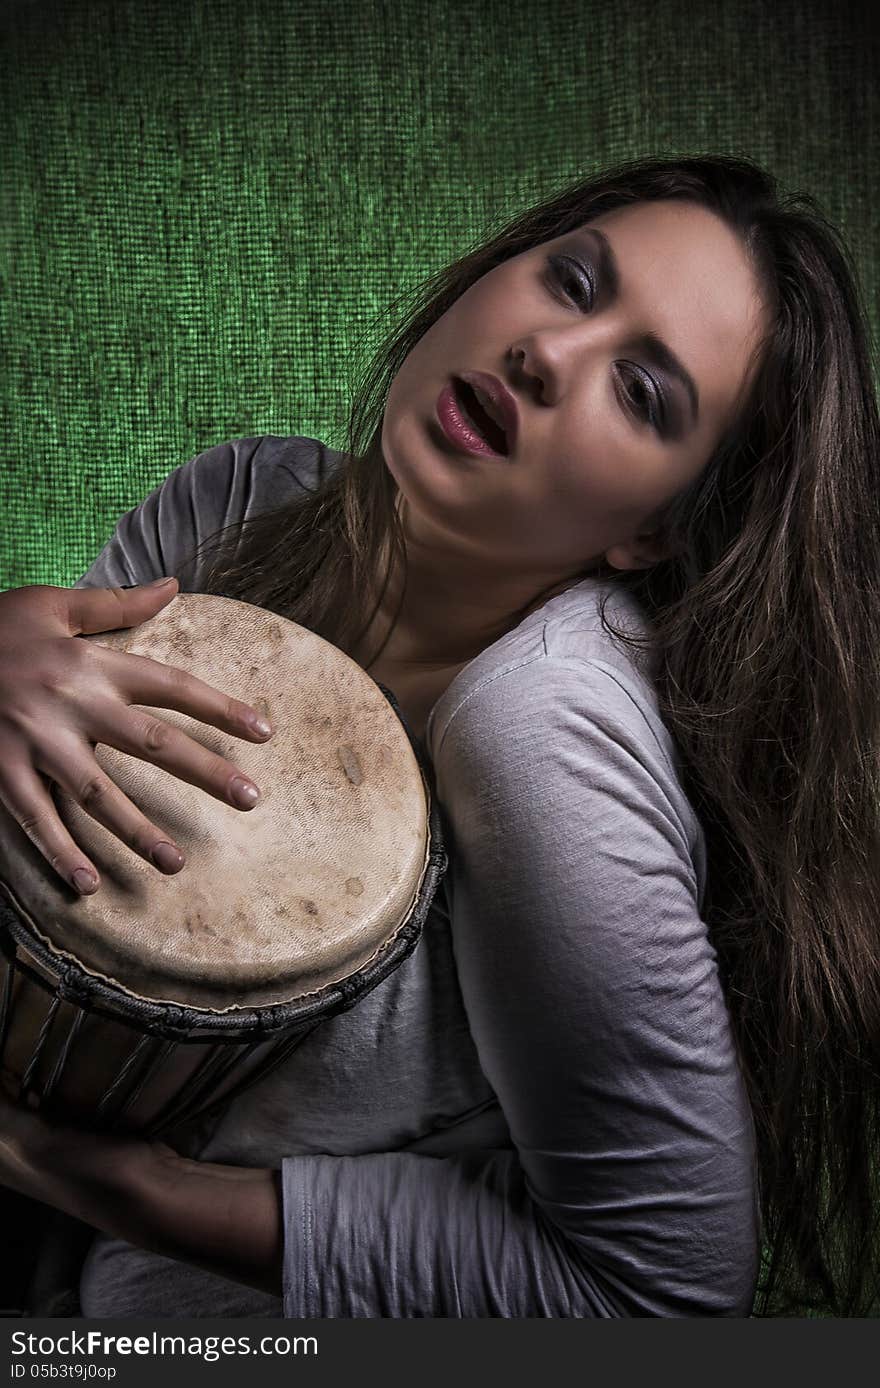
147,577,176,587
248,713,273,737
151,842,185,872
230,776,260,808
72,868,97,894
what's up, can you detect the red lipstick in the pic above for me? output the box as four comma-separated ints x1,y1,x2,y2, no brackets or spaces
435,374,519,459
457,371,519,455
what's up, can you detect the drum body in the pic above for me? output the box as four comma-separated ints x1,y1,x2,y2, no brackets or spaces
0,593,446,1135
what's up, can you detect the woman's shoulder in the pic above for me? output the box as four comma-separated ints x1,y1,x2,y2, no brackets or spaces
186,432,346,512
427,577,660,753
426,578,707,902
72,433,346,591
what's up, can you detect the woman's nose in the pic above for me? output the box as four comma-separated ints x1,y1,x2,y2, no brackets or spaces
509,322,606,407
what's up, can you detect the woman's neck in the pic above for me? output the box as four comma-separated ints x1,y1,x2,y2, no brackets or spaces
348,494,582,677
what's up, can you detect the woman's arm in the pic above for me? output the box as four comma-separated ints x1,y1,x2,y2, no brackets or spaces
70,434,334,594
275,654,761,1318
0,1092,282,1295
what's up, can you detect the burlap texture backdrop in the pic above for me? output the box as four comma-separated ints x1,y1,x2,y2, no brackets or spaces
1,0,876,589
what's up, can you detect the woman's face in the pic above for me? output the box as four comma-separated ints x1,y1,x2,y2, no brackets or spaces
381,198,769,579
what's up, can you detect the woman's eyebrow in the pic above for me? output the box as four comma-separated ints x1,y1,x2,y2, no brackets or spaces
571,226,701,427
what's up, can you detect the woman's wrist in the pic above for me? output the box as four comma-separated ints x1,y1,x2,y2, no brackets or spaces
1,1093,283,1295
1,1098,157,1236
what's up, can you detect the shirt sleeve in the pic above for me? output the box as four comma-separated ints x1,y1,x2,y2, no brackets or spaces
71,433,330,591
280,655,761,1317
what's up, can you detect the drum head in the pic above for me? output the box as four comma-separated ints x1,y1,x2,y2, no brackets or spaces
0,594,432,1011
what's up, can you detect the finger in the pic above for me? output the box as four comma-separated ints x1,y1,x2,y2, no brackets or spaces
85,696,264,812
61,578,181,638
91,645,275,741
0,760,104,895
34,741,190,879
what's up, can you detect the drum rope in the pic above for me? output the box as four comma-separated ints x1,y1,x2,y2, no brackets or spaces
104,1036,180,1129
0,946,16,1069
151,1020,326,1138
94,1032,160,1124
20,994,62,1097
41,1005,88,1105
141,1039,260,1136
31,961,95,1104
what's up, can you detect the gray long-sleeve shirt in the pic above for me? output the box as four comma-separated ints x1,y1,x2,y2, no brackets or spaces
71,434,761,1317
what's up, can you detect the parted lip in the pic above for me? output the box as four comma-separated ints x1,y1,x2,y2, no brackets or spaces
454,371,519,456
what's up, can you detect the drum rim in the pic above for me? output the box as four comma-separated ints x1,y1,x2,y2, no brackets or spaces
0,681,447,1043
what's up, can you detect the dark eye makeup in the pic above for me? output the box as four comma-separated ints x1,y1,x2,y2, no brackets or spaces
543,253,668,436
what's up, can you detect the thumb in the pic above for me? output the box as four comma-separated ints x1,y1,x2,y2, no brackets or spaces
65,576,179,637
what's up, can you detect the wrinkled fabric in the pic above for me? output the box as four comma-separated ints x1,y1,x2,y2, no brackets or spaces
73,434,760,1318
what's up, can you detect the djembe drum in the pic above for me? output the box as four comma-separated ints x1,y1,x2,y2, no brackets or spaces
0,592,446,1137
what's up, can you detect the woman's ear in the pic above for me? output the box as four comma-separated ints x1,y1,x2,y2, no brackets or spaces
603,529,667,572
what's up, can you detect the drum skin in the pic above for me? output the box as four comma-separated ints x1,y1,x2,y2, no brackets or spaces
0,593,442,1132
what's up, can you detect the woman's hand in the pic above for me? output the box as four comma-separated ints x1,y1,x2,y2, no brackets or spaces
0,1082,282,1295
0,579,275,896
0,1078,156,1214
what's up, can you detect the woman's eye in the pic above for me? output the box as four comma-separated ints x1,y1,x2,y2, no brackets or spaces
546,254,595,309
618,366,663,430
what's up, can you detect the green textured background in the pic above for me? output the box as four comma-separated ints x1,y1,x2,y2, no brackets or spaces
1,0,877,591
0,0,879,1318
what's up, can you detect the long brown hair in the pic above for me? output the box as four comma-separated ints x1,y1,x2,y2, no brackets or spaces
177,153,880,1317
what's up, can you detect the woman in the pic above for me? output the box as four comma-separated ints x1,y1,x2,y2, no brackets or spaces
1,153,878,1318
